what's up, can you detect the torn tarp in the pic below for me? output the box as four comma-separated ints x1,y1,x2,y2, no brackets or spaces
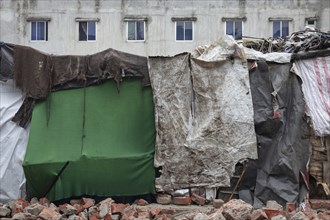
240,60,310,208
149,36,257,192
295,56,330,136
3,44,150,127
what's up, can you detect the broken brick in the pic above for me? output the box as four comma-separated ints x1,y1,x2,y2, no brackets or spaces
156,194,172,205
81,198,95,209
111,203,129,214
59,203,77,216
24,203,45,216
38,207,62,220
309,199,330,210
191,193,206,206
134,199,149,206
138,210,150,219
262,208,283,219
222,199,253,220
286,202,296,212
213,199,224,209
0,207,11,217
70,200,81,206
149,207,162,217
173,196,192,206
39,198,50,207
248,209,268,220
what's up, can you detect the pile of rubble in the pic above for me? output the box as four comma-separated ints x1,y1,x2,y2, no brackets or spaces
243,29,330,53
0,195,330,220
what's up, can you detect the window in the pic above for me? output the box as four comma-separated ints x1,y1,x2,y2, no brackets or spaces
31,21,48,41
127,20,145,41
176,21,193,41
273,21,289,38
79,21,96,41
226,20,243,40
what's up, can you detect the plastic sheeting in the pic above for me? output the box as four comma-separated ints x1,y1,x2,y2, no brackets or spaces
295,56,330,136
149,36,257,192
0,80,29,203
24,79,156,201
241,61,310,208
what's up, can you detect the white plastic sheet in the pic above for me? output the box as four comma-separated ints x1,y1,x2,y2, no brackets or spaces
295,56,330,136
0,80,29,202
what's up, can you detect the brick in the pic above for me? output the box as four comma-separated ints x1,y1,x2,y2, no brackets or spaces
0,207,11,217
191,193,206,206
89,212,100,220
156,194,172,205
81,198,95,209
172,196,192,206
213,199,224,209
73,204,84,214
121,209,138,220
134,199,149,206
38,207,62,220
39,198,50,207
160,209,175,215
285,202,296,212
49,203,59,212
222,199,253,220
111,203,129,214
262,208,283,219
309,199,330,210
24,203,45,216
248,209,267,220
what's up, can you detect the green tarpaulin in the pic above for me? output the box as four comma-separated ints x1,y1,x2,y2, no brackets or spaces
23,79,156,201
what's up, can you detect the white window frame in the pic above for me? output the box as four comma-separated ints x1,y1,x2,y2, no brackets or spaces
78,21,97,42
306,19,317,27
126,20,145,42
30,21,48,42
272,20,289,38
175,21,194,42
224,20,244,40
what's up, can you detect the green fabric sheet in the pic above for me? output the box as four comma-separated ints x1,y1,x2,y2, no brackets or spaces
23,79,156,201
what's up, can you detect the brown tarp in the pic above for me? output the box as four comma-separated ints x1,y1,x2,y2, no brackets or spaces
7,45,150,127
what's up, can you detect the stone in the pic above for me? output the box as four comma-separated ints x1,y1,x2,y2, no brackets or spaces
310,199,330,210
134,199,149,206
173,196,192,205
49,203,59,212
193,213,208,220
73,204,84,214
121,209,138,220
270,215,286,220
59,204,77,216
24,203,45,216
191,193,206,206
156,194,172,205
222,199,253,220
68,214,82,220
0,206,11,217
99,198,114,205
89,212,100,220
78,210,88,220
111,203,129,214
266,201,283,210
99,203,110,218
81,198,95,209
213,199,224,209
248,209,268,220
38,207,62,220
290,211,309,220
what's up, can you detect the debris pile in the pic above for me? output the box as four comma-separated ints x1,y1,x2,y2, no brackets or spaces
243,29,330,53
1,197,330,220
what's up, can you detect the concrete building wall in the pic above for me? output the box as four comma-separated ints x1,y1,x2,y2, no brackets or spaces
0,0,329,56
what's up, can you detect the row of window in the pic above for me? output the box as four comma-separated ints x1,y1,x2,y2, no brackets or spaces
30,17,317,42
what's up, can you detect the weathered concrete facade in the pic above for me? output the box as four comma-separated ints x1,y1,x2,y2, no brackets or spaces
0,0,329,56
